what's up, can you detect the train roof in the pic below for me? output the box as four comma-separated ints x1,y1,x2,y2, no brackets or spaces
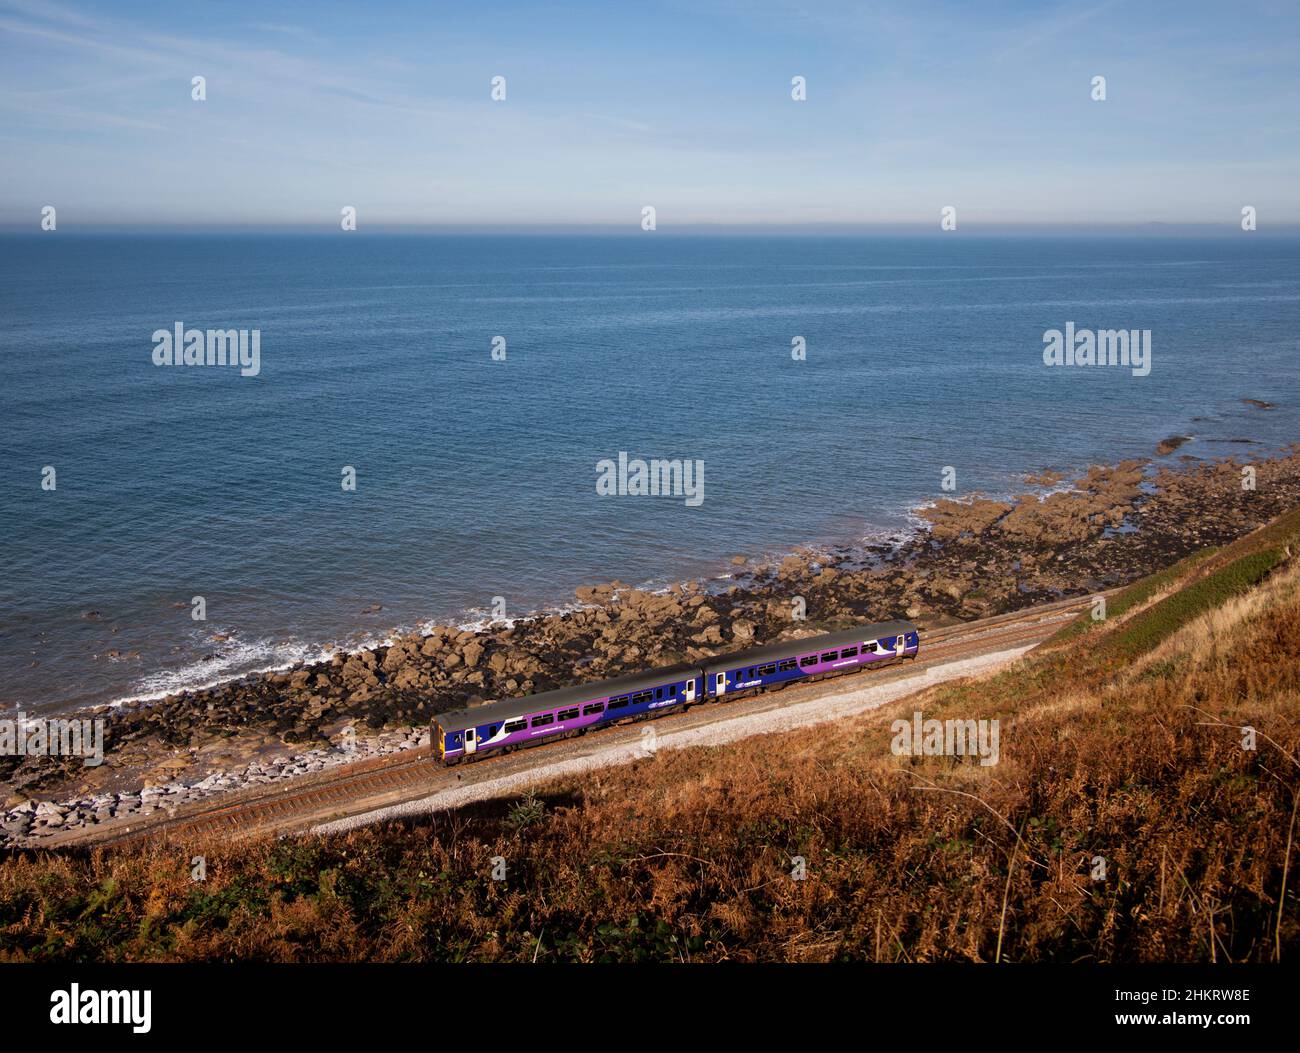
700,620,916,673
433,660,702,732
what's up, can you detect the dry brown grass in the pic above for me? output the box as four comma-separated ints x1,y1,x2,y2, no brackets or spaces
1130,557,1300,677
3,533,1299,963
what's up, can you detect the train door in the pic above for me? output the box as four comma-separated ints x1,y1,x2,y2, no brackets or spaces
715,672,727,696
464,727,478,755
684,677,697,703
894,634,906,657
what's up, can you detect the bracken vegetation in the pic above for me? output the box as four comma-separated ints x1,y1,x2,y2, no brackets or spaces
3,510,1299,963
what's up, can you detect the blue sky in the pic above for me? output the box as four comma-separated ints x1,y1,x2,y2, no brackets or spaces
1,0,1297,228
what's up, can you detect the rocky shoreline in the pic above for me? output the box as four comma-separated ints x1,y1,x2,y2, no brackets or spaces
4,437,1300,848
2,727,428,845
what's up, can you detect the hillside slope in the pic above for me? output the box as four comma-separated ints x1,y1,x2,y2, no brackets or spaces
3,509,1299,963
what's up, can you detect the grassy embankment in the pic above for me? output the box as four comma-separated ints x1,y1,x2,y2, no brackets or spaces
3,508,1299,962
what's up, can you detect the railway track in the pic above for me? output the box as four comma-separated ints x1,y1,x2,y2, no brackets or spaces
42,594,1099,850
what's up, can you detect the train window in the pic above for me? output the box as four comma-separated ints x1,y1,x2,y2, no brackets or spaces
489,725,500,737
759,664,776,676
609,696,629,709
779,659,796,671
531,713,554,727
656,688,665,700
633,691,652,704
668,684,677,695
558,708,579,721
841,646,858,657
821,652,838,662
504,719,526,733
583,703,605,716
800,655,817,667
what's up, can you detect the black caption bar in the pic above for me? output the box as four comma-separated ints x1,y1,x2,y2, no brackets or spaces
1,963,1290,1041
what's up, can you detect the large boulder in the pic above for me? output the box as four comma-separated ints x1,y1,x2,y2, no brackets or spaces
731,619,756,642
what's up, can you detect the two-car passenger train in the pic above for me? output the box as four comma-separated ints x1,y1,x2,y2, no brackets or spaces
433,620,918,763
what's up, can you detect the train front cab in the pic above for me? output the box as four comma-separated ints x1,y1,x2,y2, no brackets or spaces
434,720,474,762
890,629,919,659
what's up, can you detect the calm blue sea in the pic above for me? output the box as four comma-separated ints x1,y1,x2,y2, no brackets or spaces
2,233,1298,714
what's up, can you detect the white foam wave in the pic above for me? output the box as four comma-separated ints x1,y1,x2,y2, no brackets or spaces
110,631,343,708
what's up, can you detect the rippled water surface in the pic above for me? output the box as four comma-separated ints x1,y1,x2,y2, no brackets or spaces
2,232,1297,712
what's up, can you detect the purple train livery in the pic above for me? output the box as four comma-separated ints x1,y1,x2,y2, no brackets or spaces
433,620,918,763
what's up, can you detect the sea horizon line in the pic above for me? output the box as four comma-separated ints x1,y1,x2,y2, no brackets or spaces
4,221,1300,238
